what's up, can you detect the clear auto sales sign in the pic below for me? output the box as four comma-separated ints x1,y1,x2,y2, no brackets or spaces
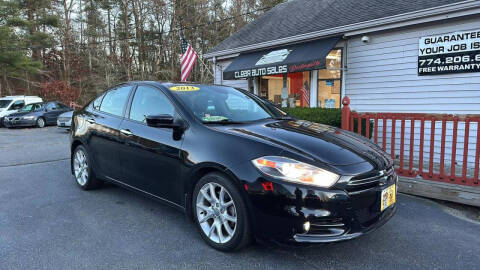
418,30,480,75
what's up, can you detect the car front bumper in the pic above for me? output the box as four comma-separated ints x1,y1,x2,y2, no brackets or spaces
57,120,72,129
3,118,36,127
242,172,398,244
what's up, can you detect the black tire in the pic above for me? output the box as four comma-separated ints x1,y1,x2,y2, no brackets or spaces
72,145,101,190
36,117,46,128
192,172,251,251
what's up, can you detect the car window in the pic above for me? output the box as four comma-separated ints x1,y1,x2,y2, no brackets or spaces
58,103,69,109
129,86,174,123
32,104,41,111
10,100,25,110
0,100,12,108
19,103,41,112
100,85,131,117
170,85,276,122
45,102,56,110
92,93,105,111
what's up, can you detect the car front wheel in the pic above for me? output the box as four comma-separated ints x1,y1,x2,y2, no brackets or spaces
193,172,251,251
36,117,45,128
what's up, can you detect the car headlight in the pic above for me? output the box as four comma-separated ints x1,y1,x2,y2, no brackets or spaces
22,116,35,120
252,156,340,188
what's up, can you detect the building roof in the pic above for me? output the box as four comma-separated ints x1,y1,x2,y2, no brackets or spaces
208,0,470,57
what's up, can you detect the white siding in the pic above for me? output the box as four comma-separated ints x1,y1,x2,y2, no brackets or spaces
214,59,248,89
345,17,480,170
345,17,480,114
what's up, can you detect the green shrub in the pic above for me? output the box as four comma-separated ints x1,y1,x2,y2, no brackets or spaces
282,107,342,128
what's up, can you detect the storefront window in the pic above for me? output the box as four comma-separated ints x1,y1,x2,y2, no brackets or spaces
260,71,311,108
318,49,342,108
258,48,342,108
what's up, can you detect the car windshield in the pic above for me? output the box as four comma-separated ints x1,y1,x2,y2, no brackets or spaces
0,100,12,108
19,103,44,112
169,85,288,123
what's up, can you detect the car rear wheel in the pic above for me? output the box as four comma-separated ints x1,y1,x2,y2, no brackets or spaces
72,145,101,190
36,117,45,128
193,172,251,251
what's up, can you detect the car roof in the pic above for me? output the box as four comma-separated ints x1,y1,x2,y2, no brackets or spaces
127,81,225,87
0,95,41,100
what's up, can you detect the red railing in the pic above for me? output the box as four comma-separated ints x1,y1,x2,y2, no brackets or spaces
341,96,480,187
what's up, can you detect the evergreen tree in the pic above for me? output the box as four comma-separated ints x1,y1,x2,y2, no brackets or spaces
0,0,42,95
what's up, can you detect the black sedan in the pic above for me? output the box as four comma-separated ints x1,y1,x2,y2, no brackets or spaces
4,101,72,128
70,82,397,251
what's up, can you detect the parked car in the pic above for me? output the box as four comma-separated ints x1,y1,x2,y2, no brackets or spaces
70,82,397,251
0,95,43,127
57,110,73,130
4,101,72,128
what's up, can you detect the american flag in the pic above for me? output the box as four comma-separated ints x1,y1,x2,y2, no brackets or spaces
180,37,198,82
300,83,310,107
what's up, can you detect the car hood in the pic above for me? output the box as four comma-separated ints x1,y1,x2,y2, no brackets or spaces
7,111,36,117
213,120,392,168
59,110,74,117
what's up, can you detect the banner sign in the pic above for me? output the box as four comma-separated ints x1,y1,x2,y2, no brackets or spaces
232,64,289,79
229,49,321,79
222,36,341,80
418,30,480,75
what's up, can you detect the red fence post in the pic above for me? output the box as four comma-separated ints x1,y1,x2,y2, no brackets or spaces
439,116,447,180
462,118,470,184
408,117,415,176
399,117,405,174
475,119,480,184
391,117,396,160
419,117,425,176
341,96,351,131
450,116,458,182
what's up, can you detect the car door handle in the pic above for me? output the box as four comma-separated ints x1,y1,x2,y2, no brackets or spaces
120,129,133,136
86,118,95,124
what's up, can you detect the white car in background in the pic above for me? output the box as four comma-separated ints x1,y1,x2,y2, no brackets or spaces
57,110,73,130
0,96,43,126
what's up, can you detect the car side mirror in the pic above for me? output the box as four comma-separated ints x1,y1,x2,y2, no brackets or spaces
146,114,176,128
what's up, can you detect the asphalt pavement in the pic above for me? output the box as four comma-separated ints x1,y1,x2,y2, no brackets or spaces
0,127,479,270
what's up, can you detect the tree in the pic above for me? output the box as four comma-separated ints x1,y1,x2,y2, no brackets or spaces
0,0,43,96
0,0,283,103
19,0,59,60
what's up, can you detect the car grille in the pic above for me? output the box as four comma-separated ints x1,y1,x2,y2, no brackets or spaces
58,117,70,122
346,167,395,193
8,117,20,121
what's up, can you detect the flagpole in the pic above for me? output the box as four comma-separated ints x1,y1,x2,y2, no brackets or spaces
196,53,215,79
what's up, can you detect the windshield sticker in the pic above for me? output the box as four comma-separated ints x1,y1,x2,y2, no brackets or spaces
169,86,200,91
202,115,228,122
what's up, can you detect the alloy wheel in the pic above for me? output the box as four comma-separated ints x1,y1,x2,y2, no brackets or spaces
196,182,237,244
73,149,89,186
37,118,45,128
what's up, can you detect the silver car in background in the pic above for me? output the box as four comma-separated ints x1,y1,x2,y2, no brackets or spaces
57,110,73,130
